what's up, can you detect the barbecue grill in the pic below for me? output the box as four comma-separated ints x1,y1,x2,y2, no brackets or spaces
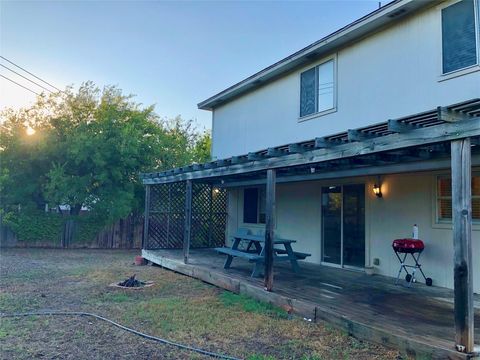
392,238,432,287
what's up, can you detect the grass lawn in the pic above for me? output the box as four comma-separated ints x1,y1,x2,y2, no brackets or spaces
0,248,403,359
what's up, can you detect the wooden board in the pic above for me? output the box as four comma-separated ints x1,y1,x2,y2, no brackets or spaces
451,138,474,353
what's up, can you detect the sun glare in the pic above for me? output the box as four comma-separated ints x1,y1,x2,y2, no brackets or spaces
26,127,36,136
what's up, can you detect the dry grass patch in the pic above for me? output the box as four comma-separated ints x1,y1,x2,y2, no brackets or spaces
0,249,405,359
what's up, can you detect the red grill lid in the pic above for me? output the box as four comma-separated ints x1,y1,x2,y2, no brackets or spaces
392,238,425,251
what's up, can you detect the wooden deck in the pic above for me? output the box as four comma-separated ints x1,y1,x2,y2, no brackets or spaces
142,248,480,359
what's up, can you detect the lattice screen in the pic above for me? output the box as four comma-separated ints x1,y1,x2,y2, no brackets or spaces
145,182,227,250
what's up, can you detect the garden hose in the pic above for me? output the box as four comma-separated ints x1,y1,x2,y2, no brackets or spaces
0,311,242,360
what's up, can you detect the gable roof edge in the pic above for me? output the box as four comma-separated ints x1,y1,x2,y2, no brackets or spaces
198,0,434,111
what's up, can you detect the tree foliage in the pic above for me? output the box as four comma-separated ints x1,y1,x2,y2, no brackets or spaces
0,82,211,223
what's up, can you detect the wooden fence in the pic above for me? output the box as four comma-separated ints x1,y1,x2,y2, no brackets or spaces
0,213,144,249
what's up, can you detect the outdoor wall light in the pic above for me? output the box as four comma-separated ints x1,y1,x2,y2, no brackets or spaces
373,182,382,198
213,187,220,194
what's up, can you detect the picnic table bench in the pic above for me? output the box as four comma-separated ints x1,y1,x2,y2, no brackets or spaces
215,230,311,277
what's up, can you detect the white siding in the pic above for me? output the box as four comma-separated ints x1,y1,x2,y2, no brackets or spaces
211,1,480,159
226,171,480,293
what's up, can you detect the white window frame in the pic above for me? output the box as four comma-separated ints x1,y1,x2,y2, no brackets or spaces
298,54,337,122
438,0,480,80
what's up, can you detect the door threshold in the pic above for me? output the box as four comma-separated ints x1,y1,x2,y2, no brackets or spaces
320,262,365,273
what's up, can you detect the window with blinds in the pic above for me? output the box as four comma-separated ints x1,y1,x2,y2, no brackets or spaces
300,59,335,118
441,0,479,74
436,174,480,222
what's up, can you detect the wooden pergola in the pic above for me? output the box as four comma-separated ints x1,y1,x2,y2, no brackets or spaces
142,98,480,354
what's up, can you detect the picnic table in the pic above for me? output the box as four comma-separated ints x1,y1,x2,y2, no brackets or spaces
215,231,311,277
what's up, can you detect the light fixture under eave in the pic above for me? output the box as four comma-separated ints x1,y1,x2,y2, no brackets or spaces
373,183,382,198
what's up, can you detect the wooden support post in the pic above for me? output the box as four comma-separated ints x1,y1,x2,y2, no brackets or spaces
451,138,474,353
142,185,151,249
208,184,213,247
264,169,276,292
183,180,193,264
166,184,172,248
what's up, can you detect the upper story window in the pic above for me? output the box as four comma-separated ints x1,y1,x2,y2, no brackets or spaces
441,0,480,74
243,187,266,224
299,58,335,118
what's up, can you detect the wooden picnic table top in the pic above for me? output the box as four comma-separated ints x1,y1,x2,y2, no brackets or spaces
233,233,296,244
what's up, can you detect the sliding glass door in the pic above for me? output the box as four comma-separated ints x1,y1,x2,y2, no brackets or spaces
321,184,365,268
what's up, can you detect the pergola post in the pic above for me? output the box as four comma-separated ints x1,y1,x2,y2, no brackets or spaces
142,184,151,249
208,184,214,247
166,183,172,248
183,180,192,264
264,169,276,291
451,137,474,353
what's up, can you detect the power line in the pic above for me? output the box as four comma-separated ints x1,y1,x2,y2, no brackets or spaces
0,56,61,92
0,74,40,95
0,64,53,93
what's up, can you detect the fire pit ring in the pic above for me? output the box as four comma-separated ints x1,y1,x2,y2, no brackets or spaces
109,274,154,290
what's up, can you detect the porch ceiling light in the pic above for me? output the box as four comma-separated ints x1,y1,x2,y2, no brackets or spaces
373,183,382,198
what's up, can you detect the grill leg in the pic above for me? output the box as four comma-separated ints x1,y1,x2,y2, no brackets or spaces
395,252,408,285
407,252,425,287
407,253,418,287
412,251,427,281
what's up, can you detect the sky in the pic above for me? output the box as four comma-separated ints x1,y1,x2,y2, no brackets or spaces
0,0,384,130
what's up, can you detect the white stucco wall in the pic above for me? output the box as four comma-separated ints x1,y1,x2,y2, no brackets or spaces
225,170,480,293
211,0,480,159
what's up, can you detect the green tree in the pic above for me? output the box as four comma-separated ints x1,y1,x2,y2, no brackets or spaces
1,82,211,224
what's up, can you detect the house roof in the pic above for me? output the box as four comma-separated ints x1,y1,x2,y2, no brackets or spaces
197,0,434,111
143,98,480,185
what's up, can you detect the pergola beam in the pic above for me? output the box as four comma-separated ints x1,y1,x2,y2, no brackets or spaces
347,129,379,142
387,119,419,133
143,119,480,184
231,156,248,164
217,155,480,188
315,137,338,148
216,159,229,167
247,152,264,161
267,147,284,157
288,144,307,153
438,107,473,122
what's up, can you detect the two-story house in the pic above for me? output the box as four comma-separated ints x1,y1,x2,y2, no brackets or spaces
142,0,479,355
195,0,480,293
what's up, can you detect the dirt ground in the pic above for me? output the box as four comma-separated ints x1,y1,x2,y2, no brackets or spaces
0,249,404,359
